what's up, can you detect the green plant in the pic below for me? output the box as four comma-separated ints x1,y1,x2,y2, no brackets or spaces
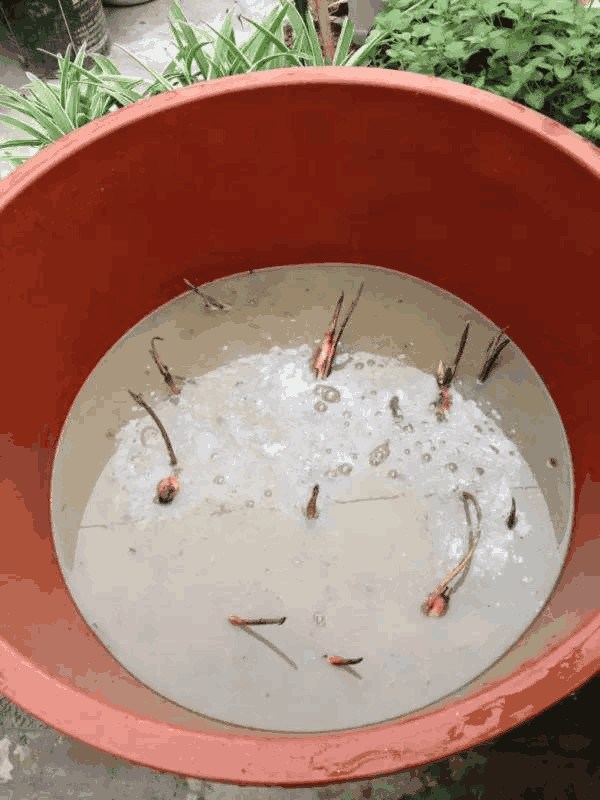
0,45,147,168
0,0,387,168
372,0,600,143
150,0,387,92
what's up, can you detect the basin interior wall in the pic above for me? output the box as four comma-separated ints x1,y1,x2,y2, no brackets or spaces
0,68,598,786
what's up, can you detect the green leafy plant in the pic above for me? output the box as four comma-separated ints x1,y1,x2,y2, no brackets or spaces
0,45,147,168
372,0,600,143
0,0,387,168
150,0,387,92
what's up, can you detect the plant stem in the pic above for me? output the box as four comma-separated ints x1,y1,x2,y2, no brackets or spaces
324,655,364,666
506,497,517,529
313,282,364,379
150,336,180,395
315,0,335,62
228,616,287,626
184,278,228,310
305,484,320,519
478,331,510,383
128,390,178,467
422,491,482,617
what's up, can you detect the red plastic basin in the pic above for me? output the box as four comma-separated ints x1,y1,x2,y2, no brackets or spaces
0,67,599,786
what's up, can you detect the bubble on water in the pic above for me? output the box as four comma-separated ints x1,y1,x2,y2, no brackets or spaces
404,448,411,455
211,504,231,517
369,389,377,397
245,499,255,508
342,410,352,419
314,401,328,413
323,387,341,403
369,441,390,467
354,362,365,370
474,425,483,433
293,557,303,567
214,475,225,485
422,453,432,463
475,467,485,475
248,298,257,306
416,441,422,447
351,452,359,460
403,424,414,433
339,463,353,475
264,489,272,497
140,426,158,447
325,448,332,454
388,469,399,478
447,462,458,472
367,359,375,367
344,421,350,428
314,613,326,627
547,457,558,468
210,452,220,461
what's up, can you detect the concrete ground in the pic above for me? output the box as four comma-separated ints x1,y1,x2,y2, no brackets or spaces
0,1,598,798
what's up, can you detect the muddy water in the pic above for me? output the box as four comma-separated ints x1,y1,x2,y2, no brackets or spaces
51,264,573,732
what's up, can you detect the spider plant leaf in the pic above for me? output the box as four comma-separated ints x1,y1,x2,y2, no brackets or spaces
301,7,324,65
280,1,309,55
0,138,41,149
251,51,304,70
3,153,29,168
65,85,81,127
91,54,123,76
169,0,200,51
344,28,388,66
208,12,237,75
61,46,87,127
184,41,213,81
89,91,112,120
199,19,252,73
75,74,141,108
204,53,226,80
113,43,173,92
332,17,354,64
168,6,186,50
0,98,65,142
0,113,52,144
25,74,75,133
57,45,72,110
242,5,288,66
240,15,299,61
71,62,145,104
